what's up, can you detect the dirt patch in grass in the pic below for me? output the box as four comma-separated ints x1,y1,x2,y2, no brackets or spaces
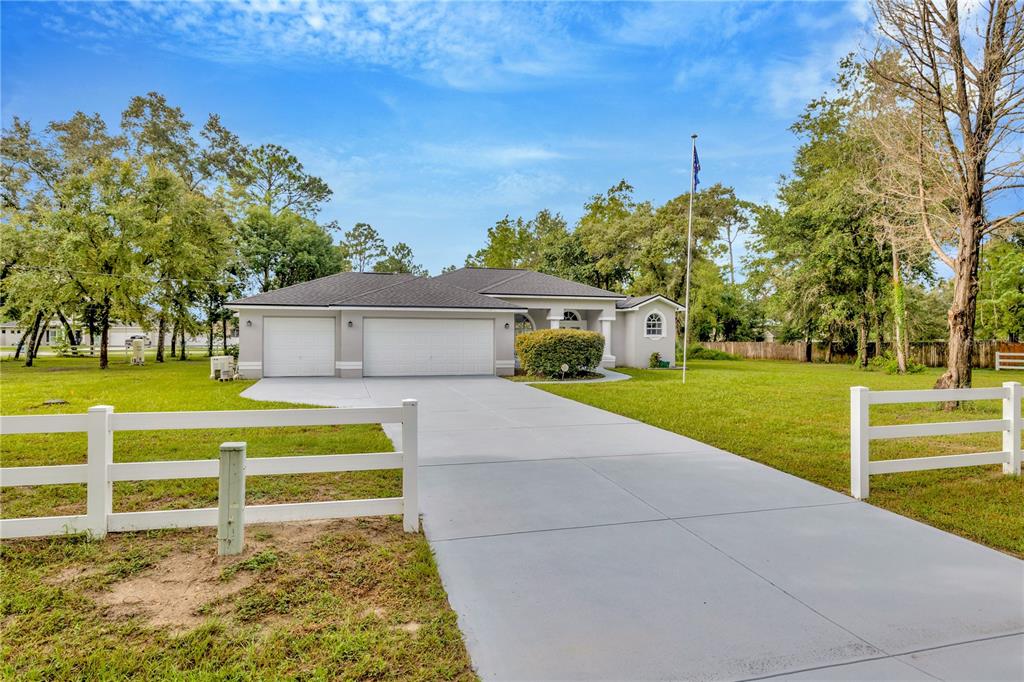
95,551,257,631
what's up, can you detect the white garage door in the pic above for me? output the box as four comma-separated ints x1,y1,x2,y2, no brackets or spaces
363,318,494,376
263,317,335,377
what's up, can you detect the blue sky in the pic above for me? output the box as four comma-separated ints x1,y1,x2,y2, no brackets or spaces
2,1,873,275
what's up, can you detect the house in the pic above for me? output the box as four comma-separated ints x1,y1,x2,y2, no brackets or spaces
227,267,683,378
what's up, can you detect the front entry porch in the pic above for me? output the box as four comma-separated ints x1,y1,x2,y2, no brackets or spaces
515,305,616,368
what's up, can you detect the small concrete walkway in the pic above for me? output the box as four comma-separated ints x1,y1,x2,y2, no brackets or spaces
243,376,1024,681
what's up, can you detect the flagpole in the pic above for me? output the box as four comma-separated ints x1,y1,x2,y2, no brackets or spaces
681,133,697,383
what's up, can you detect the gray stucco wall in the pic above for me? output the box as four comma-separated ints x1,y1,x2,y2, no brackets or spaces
616,301,678,368
236,308,515,378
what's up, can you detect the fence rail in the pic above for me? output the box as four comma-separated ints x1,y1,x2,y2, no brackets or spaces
996,352,1024,371
703,340,1012,368
0,401,418,540
850,382,1021,499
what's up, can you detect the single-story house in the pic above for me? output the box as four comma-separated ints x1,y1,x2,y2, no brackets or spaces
227,267,683,378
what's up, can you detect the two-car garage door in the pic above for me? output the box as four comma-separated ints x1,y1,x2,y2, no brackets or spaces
262,316,496,377
363,318,494,376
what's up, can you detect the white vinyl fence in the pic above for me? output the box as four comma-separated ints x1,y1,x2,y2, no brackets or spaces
0,401,419,540
996,352,1024,371
850,382,1021,499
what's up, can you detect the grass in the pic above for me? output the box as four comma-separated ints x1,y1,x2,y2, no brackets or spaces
537,360,1024,558
0,354,475,680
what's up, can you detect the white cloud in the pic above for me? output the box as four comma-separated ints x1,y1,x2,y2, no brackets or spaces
418,143,567,168
50,1,594,91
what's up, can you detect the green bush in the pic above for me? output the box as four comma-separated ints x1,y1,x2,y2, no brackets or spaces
680,345,739,361
515,328,604,377
868,350,925,374
649,352,661,368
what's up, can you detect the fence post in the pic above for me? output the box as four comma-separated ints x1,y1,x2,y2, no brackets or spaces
850,387,870,500
218,442,246,555
401,399,419,533
86,405,113,539
1003,382,1021,476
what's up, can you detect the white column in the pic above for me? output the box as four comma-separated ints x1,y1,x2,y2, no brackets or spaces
217,442,246,556
402,399,419,532
546,307,563,330
599,316,616,367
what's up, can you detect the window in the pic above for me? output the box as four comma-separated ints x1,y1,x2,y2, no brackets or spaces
515,313,534,336
562,310,580,321
645,312,664,337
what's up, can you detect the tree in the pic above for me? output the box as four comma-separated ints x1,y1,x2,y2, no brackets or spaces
466,215,535,269
50,158,152,368
232,143,331,217
871,0,1024,388
374,242,427,275
342,222,386,272
238,207,345,291
748,75,892,366
977,235,1024,341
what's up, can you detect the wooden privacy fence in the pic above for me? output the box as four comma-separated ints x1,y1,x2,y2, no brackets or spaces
703,340,1007,368
996,352,1024,371
849,382,1021,500
0,401,419,540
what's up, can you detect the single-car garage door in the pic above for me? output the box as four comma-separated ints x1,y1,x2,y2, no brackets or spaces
263,317,335,377
363,318,494,376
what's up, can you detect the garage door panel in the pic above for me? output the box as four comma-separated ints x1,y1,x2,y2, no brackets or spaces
364,318,494,376
264,317,335,377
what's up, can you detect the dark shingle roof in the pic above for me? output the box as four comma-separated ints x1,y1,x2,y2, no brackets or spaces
435,267,624,299
342,276,523,309
230,271,522,309
230,272,416,306
616,294,685,310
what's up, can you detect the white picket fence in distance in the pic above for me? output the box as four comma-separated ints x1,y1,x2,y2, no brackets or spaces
995,352,1024,371
850,382,1022,499
0,401,419,540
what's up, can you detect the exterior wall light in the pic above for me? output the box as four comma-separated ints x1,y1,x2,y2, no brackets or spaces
347,320,354,327
246,320,252,327
504,322,510,329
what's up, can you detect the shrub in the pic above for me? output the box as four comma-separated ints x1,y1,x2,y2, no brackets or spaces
868,350,925,375
649,352,661,368
680,345,739,361
515,328,604,377
225,344,240,360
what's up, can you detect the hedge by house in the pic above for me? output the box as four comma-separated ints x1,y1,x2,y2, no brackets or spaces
515,328,604,377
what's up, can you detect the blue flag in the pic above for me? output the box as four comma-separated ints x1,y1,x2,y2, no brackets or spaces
693,146,701,188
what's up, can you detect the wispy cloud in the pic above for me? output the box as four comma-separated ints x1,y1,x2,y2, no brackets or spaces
418,143,567,168
44,1,596,91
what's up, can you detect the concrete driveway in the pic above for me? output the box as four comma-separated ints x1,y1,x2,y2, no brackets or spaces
243,376,1024,681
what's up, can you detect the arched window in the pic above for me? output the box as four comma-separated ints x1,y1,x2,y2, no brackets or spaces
515,313,535,336
562,310,580,321
645,312,664,337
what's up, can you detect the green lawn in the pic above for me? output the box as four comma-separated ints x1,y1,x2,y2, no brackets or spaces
0,355,475,680
537,360,1024,558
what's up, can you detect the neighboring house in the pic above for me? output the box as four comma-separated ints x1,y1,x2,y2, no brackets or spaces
227,267,683,378
0,321,237,350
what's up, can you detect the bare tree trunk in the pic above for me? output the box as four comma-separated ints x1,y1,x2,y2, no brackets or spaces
891,249,908,374
170,320,178,357
207,319,214,357
857,314,869,368
178,327,187,360
31,315,52,359
24,314,45,367
222,317,228,353
935,227,980,391
156,313,166,362
14,312,41,360
99,301,111,370
55,310,78,347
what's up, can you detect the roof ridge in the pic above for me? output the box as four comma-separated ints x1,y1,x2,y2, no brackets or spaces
479,270,530,292
330,272,421,304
